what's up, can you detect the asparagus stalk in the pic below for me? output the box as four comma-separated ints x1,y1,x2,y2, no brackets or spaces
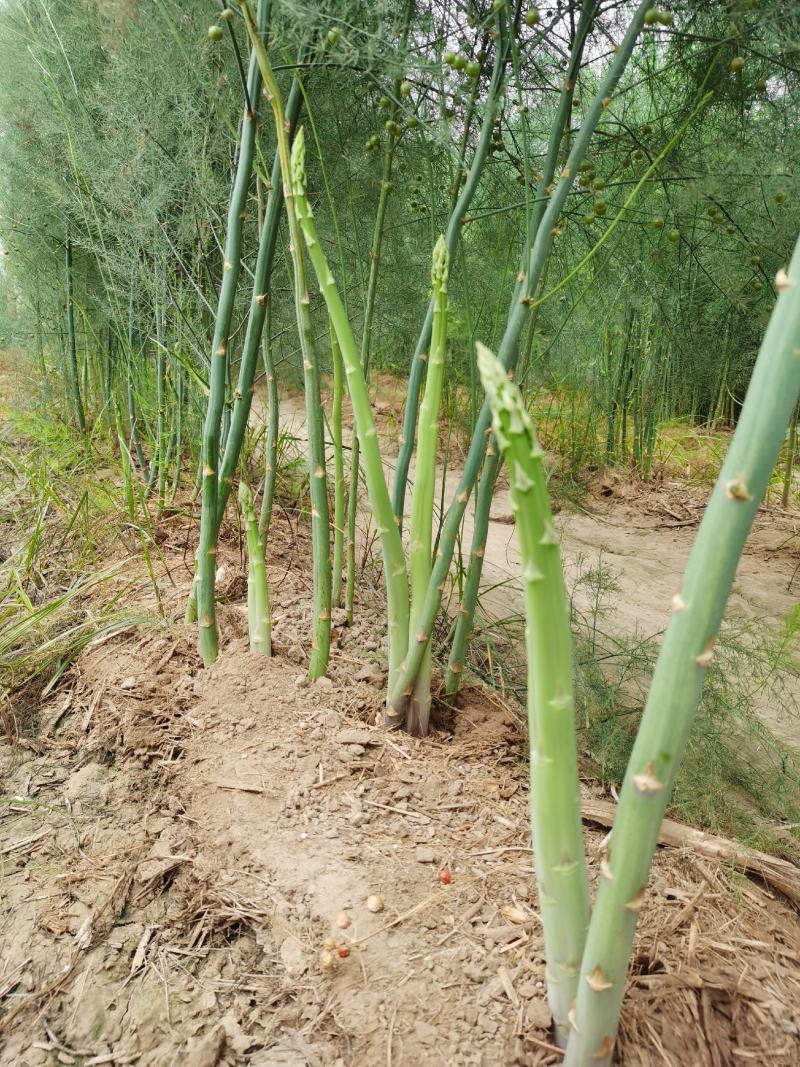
345,136,396,624
406,236,449,736
391,7,510,526
565,249,800,1066
239,1,331,680
330,321,345,607
477,342,590,1044
290,126,409,696
239,481,271,656
196,0,267,666
258,299,279,540
389,0,650,720
443,4,591,692
216,75,304,527
344,0,414,622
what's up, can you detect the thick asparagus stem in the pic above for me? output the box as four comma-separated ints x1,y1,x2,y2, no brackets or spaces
443,1,591,691
406,236,449,736
290,127,409,694
565,248,800,1066
478,342,590,1045
344,137,396,624
258,300,279,540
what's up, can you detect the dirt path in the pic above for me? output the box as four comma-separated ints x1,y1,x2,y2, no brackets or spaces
270,388,800,748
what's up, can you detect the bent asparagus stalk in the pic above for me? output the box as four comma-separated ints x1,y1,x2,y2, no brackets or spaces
566,249,800,1066
477,342,590,1045
290,126,409,696
239,480,271,656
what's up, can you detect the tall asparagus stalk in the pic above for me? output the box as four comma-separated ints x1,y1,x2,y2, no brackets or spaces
290,127,409,695
443,0,594,692
239,480,271,656
330,321,346,606
389,0,651,720
239,1,331,680
477,342,590,1045
406,236,449,736
565,250,800,1065
344,0,416,620
196,0,267,666
216,75,304,527
391,8,510,526
345,137,396,623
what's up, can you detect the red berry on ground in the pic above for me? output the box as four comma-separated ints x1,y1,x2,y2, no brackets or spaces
438,868,452,885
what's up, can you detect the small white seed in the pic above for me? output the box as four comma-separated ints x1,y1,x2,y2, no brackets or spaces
336,911,351,929
366,894,384,913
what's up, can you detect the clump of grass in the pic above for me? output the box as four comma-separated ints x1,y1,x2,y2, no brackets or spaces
570,560,800,858
464,556,800,858
0,402,163,738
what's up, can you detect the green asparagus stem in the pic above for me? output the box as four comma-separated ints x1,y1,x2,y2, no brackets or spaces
216,75,304,527
391,7,510,526
330,321,345,607
477,342,590,1045
258,298,279,540
239,481,271,656
345,136,396,624
565,246,800,1066
197,0,267,666
290,126,409,696
239,1,332,680
389,0,650,721
443,2,591,692
406,236,449,736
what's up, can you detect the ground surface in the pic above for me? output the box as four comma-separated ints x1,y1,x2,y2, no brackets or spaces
2,500,800,1066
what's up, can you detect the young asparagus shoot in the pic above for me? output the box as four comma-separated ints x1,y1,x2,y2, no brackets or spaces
239,480,271,656
290,126,409,703
477,342,590,1045
565,244,800,1067
406,235,449,736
